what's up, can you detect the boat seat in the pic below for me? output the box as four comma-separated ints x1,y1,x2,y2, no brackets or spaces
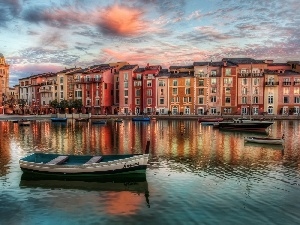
84,156,103,165
46,156,69,165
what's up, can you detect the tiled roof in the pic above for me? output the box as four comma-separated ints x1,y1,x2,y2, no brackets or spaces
169,65,194,70
119,65,138,71
157,69,171,77
134,68,145,73
222,58,264,64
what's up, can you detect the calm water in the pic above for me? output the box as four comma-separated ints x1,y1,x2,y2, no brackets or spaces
0,119,299,225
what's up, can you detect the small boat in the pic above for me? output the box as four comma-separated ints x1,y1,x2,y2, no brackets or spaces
244,136,284,145
214,118,274,131
51,118,67,122
132,117,150,122
114,118,123,122
18,120,31,126
75,118,89,122
19,141,150,178
92,120,107,124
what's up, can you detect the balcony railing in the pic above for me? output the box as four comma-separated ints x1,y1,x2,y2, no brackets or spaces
238,72,263,77
265,81,279,86
294,81,300,86
282,81,292,86
73,78,102,83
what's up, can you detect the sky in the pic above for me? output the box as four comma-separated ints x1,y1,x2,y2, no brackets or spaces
1,0,299,86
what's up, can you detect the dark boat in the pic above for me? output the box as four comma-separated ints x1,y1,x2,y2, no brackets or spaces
92,120,107,124
244,136,284,145
18,120,31,126
51,118,67,122
214,118,274,131
132,117,150,122
75,118,89,122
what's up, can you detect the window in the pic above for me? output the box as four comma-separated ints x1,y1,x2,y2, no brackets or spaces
211,96,216,102
253,96,259,104
86,91,90,97
185,88,191,94
211,87,217,93
294,88,300,95
136,89,140,97
124,73,128,81
183,97,192,103
158,80,165,86
147,80,152,87
224,78,232,84
211,108,217,114
254,78,259,85
223,108,232,114
211,70,217,76
242,87,247,95
199,79,204,86
171,97,179,102
254,87,258,95
160,89,163,95
225,87,230,94
225,68,231,76
159,98,164,104
173,80,178,86
172,88,178,95
242,78,247,85
124,90,128,96
60,77,63,83
185,79,190,86
147,98,152,105
268,95,273,104
225,97,230,103
135,98,140,105
124,82,128,88
295,96,300,104
125,98,128,104
199,88,204,95
283,88,289,95
283,96,289,103
198,97,204,104
242,96,247,104
211,78,216,84
146,89,152,96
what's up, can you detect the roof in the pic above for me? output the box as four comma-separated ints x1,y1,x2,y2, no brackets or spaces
134,68,145,73
169,72,194,78
157,69,171,77
169,65,194,70
193,61,224,67
119,65,138,71
222,58,265,65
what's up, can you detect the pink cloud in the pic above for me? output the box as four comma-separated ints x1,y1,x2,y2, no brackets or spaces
96,4,148,37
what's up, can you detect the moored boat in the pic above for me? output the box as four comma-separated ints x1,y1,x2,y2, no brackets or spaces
132,116,150,122
214,118,273,131
75,118,89,122
19,141,150,178
244,136,284,145
92,120,107,124
114,118,123,122
51,118,67,122
18,120,31,126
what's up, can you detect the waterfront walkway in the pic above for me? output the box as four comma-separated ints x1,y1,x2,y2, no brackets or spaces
0,113,300,121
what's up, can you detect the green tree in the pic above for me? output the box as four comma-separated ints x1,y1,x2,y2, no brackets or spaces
59,100,69,113
70,99,83,113
50,99,60,113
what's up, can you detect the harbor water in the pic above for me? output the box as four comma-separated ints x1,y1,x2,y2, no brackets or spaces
0,119,299,225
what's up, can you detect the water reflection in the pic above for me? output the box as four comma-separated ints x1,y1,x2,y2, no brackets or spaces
0,119,299,174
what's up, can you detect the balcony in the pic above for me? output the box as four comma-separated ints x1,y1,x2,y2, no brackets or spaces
39,89,52,93
74,77,102,83
265,81,279,86
282,81,292,86
294,81,300,86
238,72,263,77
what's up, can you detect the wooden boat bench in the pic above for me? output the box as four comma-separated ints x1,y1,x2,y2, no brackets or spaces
84,156,103,165
46,156,69,165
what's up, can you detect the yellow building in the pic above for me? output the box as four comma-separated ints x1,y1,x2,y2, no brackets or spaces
0,53,10,112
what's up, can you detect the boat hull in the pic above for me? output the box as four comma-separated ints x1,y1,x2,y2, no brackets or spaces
244,137,283,145
19,153,149,178
132,117,150,122
51,118,67,122
198,117,223,123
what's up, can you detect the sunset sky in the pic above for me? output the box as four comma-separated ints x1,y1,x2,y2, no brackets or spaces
1,0,299,86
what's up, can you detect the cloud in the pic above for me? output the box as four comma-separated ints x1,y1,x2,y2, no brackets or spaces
96,4,148,37
0,0,22,16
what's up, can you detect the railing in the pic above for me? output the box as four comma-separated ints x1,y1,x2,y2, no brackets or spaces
282,82,292,86
294,81,300,86
265,81,279,86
